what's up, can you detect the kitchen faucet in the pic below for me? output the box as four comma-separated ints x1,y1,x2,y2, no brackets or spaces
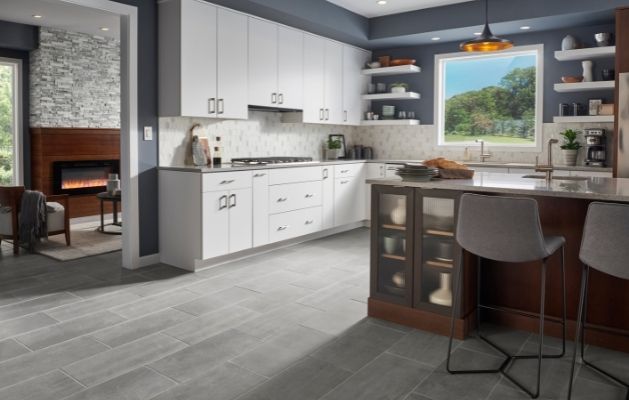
475,139,491,162
535,138,559,181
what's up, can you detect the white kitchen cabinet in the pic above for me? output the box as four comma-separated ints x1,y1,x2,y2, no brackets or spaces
343,46,370,125
252,170,269,247
324,41,344,124
269,207,323,243
248,19,303,110
228,188,253,252
322,166,334,229
334,164,365,226
202,191,230,259
303,34,327,124
158,0,248,119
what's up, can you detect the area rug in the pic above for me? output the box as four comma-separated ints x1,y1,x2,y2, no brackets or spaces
34,221,122,261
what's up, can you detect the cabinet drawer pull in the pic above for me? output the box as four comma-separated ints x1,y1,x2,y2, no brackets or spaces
220,179,235,185
271,93,277,104
319,108,324,120
218,195,228,210
340,169,349,173
276,197,288,202
208,98,216,114
304,220,314,225
278,93,284,104
253,173,266,178
228,194,236,208
340,180,349,184
218,99,224,114
277,225,288,231
322,169,329,179
304,194,314,198
325,108,330,120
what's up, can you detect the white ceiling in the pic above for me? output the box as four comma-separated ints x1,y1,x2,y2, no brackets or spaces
327,0,475,17
0,0,120,39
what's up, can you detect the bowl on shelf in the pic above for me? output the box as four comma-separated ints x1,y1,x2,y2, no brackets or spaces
561,76,584,84
383,236,399,254
389,59,416,66
366,61,381,69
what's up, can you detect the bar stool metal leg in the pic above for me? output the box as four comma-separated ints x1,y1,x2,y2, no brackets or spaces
447,250,567,399
567,264,629,400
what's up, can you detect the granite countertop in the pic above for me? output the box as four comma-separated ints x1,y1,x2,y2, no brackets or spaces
159,159,612,173
367,172,629,202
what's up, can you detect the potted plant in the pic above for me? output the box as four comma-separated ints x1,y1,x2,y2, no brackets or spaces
326,137,343,160
559,129,582,166
390,83,409,93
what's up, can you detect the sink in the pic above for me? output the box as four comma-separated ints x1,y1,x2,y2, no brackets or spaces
521,175,588,181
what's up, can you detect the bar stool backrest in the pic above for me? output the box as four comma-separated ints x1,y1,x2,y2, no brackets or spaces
456,193,549,263
580,202,629,281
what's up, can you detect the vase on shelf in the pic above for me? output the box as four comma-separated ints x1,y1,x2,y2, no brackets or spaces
429,272,453,306
561,35,579,51
582,60,593,82
390,198,406,225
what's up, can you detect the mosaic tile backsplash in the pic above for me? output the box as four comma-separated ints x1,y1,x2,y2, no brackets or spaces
30,27,120,128
159,111,613,167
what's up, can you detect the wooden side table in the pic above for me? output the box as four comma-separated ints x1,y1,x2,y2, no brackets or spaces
96,192,122,235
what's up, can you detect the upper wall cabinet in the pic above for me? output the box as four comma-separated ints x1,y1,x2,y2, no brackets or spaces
248,18,304,110
343,46,371,125
159,0,248,119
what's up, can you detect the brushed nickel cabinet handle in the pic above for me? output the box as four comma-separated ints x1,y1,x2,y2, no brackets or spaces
218,195,227,210
277,197,288,202
323,169,329,179
278,93,284,104
253,173,266,178
305,220,314,225
209,98,216,114
277,225,288,231
271,93,277,104
340,180,349,184
218,99,224,114
305,194,314,198
220,179,235,185
228,194,236,208
319,108,324,120
325,108,330,120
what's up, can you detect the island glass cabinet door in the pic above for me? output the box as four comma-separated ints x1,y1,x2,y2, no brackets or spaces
413,189,462,316
370,185,414,306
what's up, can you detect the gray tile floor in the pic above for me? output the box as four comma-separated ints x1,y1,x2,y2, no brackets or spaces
0,228,627,399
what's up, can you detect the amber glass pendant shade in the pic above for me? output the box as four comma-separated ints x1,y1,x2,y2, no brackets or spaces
460,0,513,52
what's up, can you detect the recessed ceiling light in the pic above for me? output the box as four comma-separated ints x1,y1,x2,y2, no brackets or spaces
32,14,43,19
100,27,110,31
431,37,441,41
377,0,387,5
520,26,531,30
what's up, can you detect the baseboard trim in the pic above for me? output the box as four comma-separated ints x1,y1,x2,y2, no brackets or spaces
137,253,161,268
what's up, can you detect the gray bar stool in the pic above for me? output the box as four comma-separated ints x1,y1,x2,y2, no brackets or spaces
567,202,629,400
446,193,567,399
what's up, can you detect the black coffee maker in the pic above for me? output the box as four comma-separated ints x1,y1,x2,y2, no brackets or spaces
584,129,606,167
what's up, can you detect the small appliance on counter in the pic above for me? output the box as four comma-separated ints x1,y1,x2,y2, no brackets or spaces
583,128,606,167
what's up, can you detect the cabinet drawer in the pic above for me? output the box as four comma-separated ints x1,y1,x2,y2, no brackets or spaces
202,171,252,192
269,181,322,214
334,163,363,178
269,166,322,185
269,206,322,243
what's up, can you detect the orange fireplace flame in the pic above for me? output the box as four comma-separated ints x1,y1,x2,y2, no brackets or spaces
62,178,108,189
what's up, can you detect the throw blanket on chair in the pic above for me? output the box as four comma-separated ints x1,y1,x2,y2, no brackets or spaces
19,190,48,250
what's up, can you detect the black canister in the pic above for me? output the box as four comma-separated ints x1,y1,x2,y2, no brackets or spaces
363,147,374,160
559,103,569,116
572,103,582,116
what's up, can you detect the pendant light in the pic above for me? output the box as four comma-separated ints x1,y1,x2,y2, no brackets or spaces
460,0,512,52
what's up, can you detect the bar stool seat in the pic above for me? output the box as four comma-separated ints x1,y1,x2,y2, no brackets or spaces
447,194,567,399
567,202,629,400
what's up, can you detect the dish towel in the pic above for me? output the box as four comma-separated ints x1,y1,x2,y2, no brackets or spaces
19,190,48,251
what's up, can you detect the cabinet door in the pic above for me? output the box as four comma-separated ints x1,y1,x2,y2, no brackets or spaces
324,40,344,124
217,8,248,119
252,170,269,247
277,26,304,110
202,190,229,259
343,46,370,125
321,166,334,229
334,175,364,226
228,188,253,253
365,163,386,220
248,18,278,108
180,0,217,118
303,34,326,123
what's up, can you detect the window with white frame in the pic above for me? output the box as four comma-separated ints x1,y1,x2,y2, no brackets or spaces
435,45,543,149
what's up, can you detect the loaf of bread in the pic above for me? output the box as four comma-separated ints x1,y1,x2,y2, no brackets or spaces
424,158,469,170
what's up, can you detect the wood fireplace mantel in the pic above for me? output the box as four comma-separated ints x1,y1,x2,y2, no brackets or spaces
31,127,120,218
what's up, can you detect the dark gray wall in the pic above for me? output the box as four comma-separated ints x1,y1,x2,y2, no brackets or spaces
110,0,159,257
0,20,38,51
370,23,615,124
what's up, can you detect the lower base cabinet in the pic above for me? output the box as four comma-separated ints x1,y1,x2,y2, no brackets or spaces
370,185,462,316
269,206,323,243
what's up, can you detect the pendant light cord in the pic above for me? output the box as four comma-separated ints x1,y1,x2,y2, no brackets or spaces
485,0,489,24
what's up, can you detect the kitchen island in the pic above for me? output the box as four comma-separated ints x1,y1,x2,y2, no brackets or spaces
367,172,629,352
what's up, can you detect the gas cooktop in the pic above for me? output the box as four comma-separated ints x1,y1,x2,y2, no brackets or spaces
231,157,315,165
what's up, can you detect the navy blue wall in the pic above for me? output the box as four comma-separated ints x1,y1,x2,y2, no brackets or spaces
0,20,38,51
370,23,615,124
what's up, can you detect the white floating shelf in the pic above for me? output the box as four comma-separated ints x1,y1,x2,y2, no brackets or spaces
554,46,615,61
361,119,420,126
553,115,614,123
554,81,615,92
362,92,421,101
362,65,421,76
